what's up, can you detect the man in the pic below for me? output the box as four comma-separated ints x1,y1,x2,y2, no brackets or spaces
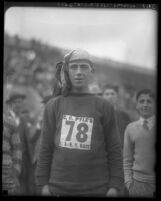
123,89,156,197
5,92,36,195
102,84,131,148
32,95,53,184
35,49,124,197
3,93,22,195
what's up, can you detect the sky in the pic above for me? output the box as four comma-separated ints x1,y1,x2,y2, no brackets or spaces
4,7,157,71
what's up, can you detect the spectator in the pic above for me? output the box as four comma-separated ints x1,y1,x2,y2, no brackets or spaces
5,92,36,195
35,49,124,197
32,95,53,185
123,89,156,197
2,85,22,195
102,84,131,148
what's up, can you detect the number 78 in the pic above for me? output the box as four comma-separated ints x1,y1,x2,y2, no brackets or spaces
65,120,88,143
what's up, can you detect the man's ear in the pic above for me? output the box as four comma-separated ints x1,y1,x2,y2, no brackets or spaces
136,102,139,112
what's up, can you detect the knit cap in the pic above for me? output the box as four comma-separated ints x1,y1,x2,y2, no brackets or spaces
54,49,94,96
64,49,94,71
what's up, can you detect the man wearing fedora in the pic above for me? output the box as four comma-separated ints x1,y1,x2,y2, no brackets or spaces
5,92,36,195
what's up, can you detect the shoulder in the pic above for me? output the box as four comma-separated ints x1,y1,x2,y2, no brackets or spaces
45,95,62,109
47,95,62,104
117,109,130,117
90,96,114,117
125,120,139,131
93,95,113,108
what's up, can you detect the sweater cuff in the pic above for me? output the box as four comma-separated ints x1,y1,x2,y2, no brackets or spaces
109,176,124,192
36,176,49,188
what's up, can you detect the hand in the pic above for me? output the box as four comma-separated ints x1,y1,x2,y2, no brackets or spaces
106,188,119,197
41,185,51,195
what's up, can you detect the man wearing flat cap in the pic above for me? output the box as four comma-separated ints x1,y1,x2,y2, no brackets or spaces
5,92,36,195
2,92,23,195
6,93,26,104
5,93,26,122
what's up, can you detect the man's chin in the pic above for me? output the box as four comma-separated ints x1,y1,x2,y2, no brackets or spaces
74,84,85,89
72,85,87,92
141,113,153,119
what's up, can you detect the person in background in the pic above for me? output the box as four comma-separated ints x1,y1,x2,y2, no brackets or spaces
102,84,131,148
123,89,156,197
102,84,131,197
32,94,53,191
5,93,26,124
19,95,53,195
5,92,36,195
35,49,124,197
2,88,22,195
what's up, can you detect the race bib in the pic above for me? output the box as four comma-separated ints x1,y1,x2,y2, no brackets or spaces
59,115,94,150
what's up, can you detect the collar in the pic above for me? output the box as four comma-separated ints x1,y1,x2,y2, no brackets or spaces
139,116,155,130
9,110,20,126
9,110,16,118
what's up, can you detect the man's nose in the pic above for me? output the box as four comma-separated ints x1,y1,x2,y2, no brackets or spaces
76,66,82,74
143,101,148,106
107,94,113,98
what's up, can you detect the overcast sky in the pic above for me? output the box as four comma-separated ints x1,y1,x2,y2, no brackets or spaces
4,7,157,70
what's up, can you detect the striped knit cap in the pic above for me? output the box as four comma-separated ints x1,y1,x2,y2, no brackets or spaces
64,49,93,71
53,49,94,96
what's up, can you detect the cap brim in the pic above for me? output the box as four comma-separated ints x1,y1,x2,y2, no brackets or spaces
5,94,26,104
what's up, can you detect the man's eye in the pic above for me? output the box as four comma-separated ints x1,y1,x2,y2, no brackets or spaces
70,64,78,69
147,100,152,104
139,100,144,104
80,64,89,69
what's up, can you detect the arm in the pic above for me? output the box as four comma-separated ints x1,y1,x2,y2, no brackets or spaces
35,100,56,192
123,125,134,189
103,103,124,195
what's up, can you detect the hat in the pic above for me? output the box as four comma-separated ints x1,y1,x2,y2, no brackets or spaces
64,49,94,71
5,93,26,104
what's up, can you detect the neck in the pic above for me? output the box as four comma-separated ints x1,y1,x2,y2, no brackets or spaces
71,87,90,93
140,115,155,121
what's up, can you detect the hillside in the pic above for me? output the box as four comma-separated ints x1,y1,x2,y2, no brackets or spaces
92,56,156,93
4,33,156,119
59,48,156,95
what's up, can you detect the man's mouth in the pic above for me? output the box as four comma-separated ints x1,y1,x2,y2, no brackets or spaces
142,108,149,112
75,78,84,81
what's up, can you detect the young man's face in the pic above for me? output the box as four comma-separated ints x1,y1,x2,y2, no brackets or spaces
68,60,92,91
103,89,118,106
136,94,155,119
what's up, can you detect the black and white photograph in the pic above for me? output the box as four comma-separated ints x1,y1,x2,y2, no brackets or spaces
3,3,157,197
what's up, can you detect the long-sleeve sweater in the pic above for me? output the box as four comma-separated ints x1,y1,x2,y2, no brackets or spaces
123,120,156,186
18,116,37,195
114,109,131,148
35,93,124,196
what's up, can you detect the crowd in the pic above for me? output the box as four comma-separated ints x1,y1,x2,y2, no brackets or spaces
4,33,63,98
3,35,156,197
4,33,142,119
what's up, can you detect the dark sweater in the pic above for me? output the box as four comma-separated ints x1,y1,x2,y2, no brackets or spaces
115,109,131,148
35,93,124,196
